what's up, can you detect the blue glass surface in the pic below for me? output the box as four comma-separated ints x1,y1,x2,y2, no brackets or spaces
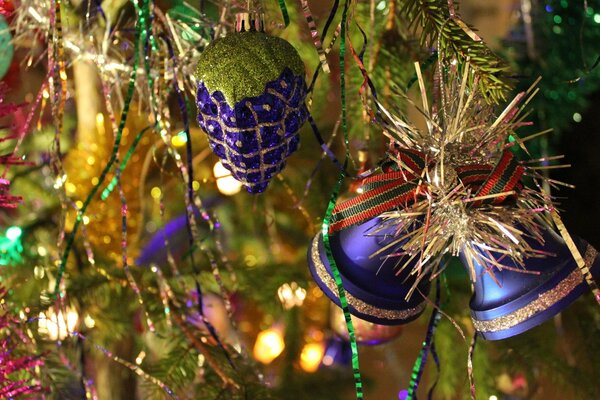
196,68,308,193
460,229,600,340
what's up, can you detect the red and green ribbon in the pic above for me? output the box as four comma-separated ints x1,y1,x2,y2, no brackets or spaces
329,149,525,234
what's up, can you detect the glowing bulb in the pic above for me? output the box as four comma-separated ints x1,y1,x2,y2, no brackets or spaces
150,187,162,199
277,282,307,309
171,132,188,147
95,113,105,137
38,307,79,341
489,396,498,400
213,161,242,196
253,326,285,364
5,226,22,241
84,314,96,329
300,342,325,373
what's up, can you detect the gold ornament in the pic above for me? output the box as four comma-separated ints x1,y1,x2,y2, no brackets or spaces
63,102,154,262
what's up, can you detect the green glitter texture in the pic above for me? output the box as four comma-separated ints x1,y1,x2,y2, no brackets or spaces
195,31,305,105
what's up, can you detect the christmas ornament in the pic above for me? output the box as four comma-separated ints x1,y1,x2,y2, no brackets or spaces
195,13,308,193
330,305,403,345
461,227,600,340
136,200,221,267
308,213,431,326
0,14,13,80
63,107,153,261
365,61,600,338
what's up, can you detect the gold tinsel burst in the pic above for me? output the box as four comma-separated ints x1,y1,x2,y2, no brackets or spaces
372,62,564,286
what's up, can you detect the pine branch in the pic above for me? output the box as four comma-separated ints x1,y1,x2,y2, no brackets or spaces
171,311,240,391
400,0,511,102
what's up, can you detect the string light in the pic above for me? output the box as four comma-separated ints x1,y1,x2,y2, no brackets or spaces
277,282,307,309
1,226,24,265
5,226,22,241
38,307,79,341
213,161,242,196
299,342,325,373
253,325,285,364
171,131,188,147
84,314,96,329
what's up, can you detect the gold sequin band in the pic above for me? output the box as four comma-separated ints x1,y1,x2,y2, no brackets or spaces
310,235,425,321
472,267,584,333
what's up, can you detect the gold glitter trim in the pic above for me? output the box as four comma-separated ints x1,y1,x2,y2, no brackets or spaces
472,268,584,333
584,245,598,276
310,235,425,321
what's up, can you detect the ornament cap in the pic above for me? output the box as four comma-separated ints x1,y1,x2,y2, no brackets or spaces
236,12,265,33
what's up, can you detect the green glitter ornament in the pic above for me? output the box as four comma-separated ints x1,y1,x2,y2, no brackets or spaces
195,14,305,105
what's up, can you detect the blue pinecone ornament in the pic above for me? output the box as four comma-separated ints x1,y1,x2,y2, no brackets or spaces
195,14,308,193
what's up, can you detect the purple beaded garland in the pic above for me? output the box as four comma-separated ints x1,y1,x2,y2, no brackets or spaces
196,68,308,193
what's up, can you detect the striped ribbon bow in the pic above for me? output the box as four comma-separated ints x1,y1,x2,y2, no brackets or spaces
329,149,524,233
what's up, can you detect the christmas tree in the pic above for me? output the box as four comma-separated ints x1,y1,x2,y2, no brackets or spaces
1,0,599,399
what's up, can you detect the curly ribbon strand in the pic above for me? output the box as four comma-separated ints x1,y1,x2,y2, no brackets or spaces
551,210,600,305
467,333,478,400
406,280,441,399
305,11,382,179
300,0,330,73
307,112,346,172
321,0,364,398
52,0,141,297
347,18,380,110
301,119,340,201
277,0,290,27
151,263,176,326
307,0,340,94
157,176,187,291
427,341,441,400
117,164,155,332
161,32,237,367
48,0,70,289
